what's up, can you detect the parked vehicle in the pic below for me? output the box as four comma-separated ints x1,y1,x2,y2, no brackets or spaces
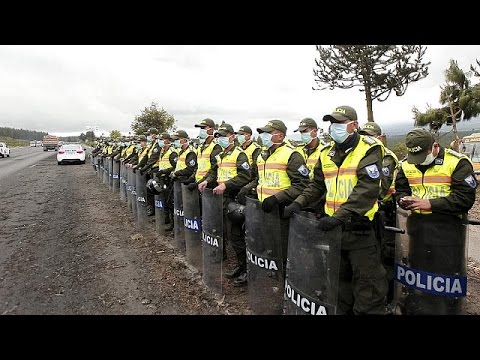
0,142,10,158
43,135,59,151
57,144,86,165
460,133,480,180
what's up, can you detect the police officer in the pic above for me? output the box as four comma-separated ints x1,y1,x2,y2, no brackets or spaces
128,135,149,170
284,105,388,315
235,125,261,205
359,122,399,307
152,132,178,230
294,118,324,179
251,120,310,269
198,124,251,285
170,130,197,182
395,128,476,314
189,118,223,187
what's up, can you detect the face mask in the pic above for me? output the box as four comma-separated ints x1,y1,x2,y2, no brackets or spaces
301,130,314,145
260,132,273,148
199,128,208,139
136,144,142,150
329,123,352,144
146,136,153,143
420,151,435,165
199,138,206,145
173,140,181,148
237,134,246,145
218,136,231,149
158,140,165,148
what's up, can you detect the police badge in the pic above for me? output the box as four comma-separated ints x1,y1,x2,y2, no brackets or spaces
464,174,477,188
298,165,309,177
366,164,380,179
382,166,390,177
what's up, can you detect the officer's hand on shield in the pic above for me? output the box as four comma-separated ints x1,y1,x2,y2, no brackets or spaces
236,188,248,205
170,172,177,180
198,180,208,193
261,195,278,213
317,216,343,231
283,201,302,218
213,183,226,195
187,182,197,191
399,196,415,210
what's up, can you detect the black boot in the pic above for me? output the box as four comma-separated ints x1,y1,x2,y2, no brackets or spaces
225,266,243,279
233,271,247,287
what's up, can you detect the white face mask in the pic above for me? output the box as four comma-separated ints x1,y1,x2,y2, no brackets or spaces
420,151,435,165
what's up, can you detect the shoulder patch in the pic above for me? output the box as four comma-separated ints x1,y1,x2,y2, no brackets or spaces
464,174,477,188
446,148,465,159
298,164,310,177
153,148,159,153
382,166,390,177
189,159,196,166
362,135,377,145
173,157,178,162
241,162,250,170
365,164,380,179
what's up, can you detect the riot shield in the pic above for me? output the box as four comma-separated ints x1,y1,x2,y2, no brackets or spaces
130,169,137,218
126,167,133,212
136,171,148,228
154,193,165,237
182,184,203,271
244,196,284,314
108,157,113,190
103,158,109,185
112,159,120,194
92,155,98,172
173,180,186,253
119,163,126,202
201,188,223,295
394,209,467,315
283,212,341,315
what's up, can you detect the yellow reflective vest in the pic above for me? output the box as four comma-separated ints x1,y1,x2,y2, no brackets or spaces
257,144,296,202
156,147,175,170
175,145,195,172
242,142,260,166
107,145,113,155
401,148,469,214
125,144,136,157
296,142,322,179
216,147,245,184
320,136,382,221
138,146,149,163
195,140,217,182
382,147,399,202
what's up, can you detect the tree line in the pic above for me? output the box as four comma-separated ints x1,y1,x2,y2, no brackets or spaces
0,127,48,140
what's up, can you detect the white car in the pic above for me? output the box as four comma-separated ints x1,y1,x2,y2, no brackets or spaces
57,144,86,165
0,142,10,158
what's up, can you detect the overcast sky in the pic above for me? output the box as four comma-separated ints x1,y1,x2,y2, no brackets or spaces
1,45,479,138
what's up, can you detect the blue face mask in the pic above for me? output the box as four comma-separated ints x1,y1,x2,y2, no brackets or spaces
329,123,352,144
301,130,314,145
147,136,153,143
217,136,231,149
199,128,208,139
158,139,165,148
173,140,181,148
260,132,273,148
237,134,246,145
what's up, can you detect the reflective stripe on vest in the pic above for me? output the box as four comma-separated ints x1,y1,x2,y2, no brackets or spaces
296,143,322,179
243,142,260,166
401,149,467,214
138,146,149,162
125,144,135,157
257,145,295,202
195,141,217,182
216,147,245,184
383,147,399,202
156,147,175,170
175,145,195,172
321,135,381,221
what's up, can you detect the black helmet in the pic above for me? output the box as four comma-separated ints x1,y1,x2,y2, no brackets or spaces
146,179,163,194
227,201,245,224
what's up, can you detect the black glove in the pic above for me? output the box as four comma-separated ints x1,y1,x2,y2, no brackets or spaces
283,202,302,218
139,168,145,175
262,195,278,213
317,216,343,231
237,189,247,205
187,182,197,191
170,172,177,180
157,169,166,176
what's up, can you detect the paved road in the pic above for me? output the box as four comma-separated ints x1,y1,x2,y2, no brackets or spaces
0,146,56,182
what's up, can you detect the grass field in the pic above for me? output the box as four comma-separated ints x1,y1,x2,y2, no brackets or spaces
0,136,29,148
